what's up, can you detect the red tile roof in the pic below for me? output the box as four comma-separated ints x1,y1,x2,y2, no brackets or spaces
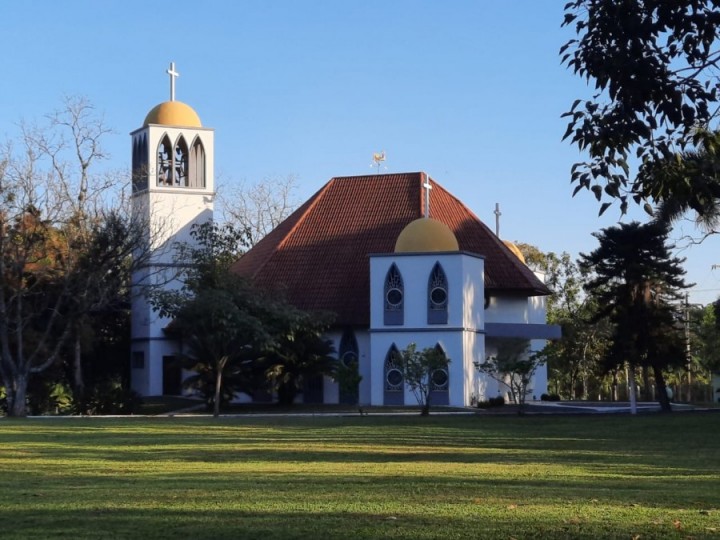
231,172,551,326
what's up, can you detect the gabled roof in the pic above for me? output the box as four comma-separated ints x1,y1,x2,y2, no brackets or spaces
231,172,551,326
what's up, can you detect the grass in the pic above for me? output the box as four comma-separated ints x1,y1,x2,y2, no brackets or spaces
1,413,719,539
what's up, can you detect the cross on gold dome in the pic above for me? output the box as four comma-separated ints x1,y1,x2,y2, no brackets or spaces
167,62,179,101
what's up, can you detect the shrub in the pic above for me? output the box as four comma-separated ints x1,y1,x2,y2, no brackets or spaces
476,396,505,409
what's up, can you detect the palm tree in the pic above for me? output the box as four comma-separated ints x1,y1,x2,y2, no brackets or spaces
644,129,720,234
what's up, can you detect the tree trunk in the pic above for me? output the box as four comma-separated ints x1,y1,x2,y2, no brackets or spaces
612,371,618,401
277,382,297,406
213,356,228,418
421,396,431,416
642,366,651,401
652,364,672,413
628,364,638,415
74,336,85,412
8,372,29,417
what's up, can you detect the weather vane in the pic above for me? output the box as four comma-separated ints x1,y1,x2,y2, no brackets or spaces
371,150,387,173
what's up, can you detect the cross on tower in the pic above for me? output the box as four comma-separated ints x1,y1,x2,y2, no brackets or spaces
423,178,433,218
167,62,179,101
494,203,502,237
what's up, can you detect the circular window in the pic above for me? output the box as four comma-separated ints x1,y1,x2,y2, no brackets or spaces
386,288,403,307
431,368,448,389
386,368,403,388
341,351,357,367
430,286,447,306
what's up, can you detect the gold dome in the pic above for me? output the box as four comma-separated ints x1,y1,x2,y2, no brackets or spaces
395,218,459,253
503,240,526,264
143,101,202,127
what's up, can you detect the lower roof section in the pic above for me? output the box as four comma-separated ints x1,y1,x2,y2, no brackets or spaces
485,322,562,340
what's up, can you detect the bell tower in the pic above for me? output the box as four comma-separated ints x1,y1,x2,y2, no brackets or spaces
130,62,215,396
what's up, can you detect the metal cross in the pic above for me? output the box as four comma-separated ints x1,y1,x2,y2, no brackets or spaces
494,203,502,237
423,178,433,218
167,62,179,101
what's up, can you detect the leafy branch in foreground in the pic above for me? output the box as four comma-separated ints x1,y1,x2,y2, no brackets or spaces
561,0,720,215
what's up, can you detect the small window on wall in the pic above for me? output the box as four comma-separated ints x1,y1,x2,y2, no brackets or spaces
384,264,404,325
428,262,448,324
131,351,145,369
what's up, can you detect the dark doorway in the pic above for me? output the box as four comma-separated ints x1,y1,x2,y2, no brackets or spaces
162,355,182,395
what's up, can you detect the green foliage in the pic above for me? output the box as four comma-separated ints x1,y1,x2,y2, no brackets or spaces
581,221,689,410
263,310,336,406
697,303,720,373
166,278,273,414
397,343,450,416
154,221,336,412
516,243,612,399
476,339,541,412
561,0,720,215
332,359,363,412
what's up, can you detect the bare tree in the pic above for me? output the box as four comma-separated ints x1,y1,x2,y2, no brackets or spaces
0,97,151,416
218,175,299,247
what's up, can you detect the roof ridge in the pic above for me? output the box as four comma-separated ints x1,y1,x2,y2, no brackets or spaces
427,179,550,295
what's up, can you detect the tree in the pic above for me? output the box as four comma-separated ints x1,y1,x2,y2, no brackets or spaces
0,98,150,417
152,222,262,415
165,281,272,416
580,221,689,412
333,360,364,414
219,175,299,247
263,310,336,406
561,1,720,215
396,343,450,416
516,243,610,399
697,302,720,374
475,339,542,414
153,221,335,411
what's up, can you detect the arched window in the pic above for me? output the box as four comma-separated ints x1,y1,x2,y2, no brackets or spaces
188,136,206,188
157,134,173,186
339,328,359,367
429,344,449,406
384,264,404,325
338,328,359,405
173,135,189,187
428,262,448,324
383,344,404,405
132,134,149,193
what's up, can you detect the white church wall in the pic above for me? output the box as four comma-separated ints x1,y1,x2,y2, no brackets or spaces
370,252,484,330
484,296,532,324
369,331,469,406
130,123,215,397
369,252,485,407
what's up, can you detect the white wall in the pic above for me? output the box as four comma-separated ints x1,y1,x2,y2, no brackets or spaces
369,252,485,407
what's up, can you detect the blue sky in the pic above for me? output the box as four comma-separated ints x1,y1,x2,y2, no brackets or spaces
2,1,719,305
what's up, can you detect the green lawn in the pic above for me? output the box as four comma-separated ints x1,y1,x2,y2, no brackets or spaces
1,413,718,539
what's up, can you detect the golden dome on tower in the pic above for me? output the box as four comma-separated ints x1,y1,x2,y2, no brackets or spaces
395,218,459,253
503,240,526,264
143,101,202,127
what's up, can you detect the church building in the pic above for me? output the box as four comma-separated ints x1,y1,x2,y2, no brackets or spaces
130,65,560,406
231,173,560,406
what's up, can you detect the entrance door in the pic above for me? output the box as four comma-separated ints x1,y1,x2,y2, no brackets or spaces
162,355,182,396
